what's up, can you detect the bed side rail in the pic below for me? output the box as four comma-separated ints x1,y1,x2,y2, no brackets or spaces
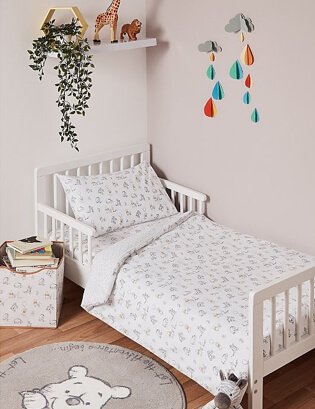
160,178,208,215
37,203,95,265
248,264,315,409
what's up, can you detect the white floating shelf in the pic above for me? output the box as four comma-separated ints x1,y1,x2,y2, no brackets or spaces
48,38,157,58
92,38,157,53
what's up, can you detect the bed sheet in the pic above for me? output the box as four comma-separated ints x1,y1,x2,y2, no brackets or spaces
55,218,162,264
81,213,315,393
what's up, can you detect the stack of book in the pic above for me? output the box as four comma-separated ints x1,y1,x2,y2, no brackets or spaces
2,236,59,273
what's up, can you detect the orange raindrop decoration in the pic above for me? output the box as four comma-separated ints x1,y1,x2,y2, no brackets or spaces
240,32,245,42
204,98,217,118
245,74,253,88
241,44,254,66
209,52,216,62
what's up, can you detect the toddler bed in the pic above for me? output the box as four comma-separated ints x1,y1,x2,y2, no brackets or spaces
35,143,315,409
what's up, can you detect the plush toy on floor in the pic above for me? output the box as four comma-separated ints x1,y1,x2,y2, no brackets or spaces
201,370,248,409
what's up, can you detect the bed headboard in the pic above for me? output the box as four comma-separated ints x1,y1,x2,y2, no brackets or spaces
34,143,151,234
34,142,207,240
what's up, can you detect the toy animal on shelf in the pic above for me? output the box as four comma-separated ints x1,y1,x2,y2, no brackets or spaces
201,370,248,409
93,0,121,44
120,19,142,41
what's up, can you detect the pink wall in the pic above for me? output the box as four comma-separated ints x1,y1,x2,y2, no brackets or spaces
146,0,315,255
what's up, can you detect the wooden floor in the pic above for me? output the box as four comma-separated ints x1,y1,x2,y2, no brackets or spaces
1,279,314,409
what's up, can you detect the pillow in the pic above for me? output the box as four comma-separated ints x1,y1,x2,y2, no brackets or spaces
57,161,178,237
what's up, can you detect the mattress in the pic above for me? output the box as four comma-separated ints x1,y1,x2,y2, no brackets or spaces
64,213,315,393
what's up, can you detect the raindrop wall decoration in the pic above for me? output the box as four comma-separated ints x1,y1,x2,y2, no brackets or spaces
225,13,260,124
243,91,251,104
251,108,260,123
198,40,223,118
241,44,254,66
207,65,216,80
212,81,225,100
230,60,243,80
209,52,216,62
245,74,253,88
204,98,217,118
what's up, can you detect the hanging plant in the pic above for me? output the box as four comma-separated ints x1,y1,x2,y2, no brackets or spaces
28,19,94,151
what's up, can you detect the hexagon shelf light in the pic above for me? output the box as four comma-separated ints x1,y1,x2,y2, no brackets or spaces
40,6,88,37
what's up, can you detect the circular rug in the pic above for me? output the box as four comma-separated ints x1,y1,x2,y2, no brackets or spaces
0,341,186,409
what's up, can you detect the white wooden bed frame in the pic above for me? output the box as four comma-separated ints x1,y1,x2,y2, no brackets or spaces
34,143,315,409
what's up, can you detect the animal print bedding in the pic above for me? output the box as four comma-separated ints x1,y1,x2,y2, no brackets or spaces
81,212,315,393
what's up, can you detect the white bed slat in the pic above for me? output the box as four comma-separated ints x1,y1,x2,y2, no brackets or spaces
270,297,276,356
52,174,58,239
99,162,103,174
65,170,70,215
88,165,92,176
87,236,92,265
69,227,73,257
296,284,302,342
60,222,64,241
310,278,314,335
188,197,194,211
171,190,176,204
130,154,135,167
77,167,81,176
198,200,205,215
53,174,58,209
78,231,83,264
44,214,48,239
179,194,185,213
109,160,114,174
120,157,124,170
284,290,289,349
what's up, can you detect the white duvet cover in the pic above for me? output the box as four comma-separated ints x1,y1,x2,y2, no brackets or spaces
81,212,315,393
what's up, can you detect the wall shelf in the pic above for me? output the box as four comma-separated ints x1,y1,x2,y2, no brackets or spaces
48,38,157,58
92,38,157,53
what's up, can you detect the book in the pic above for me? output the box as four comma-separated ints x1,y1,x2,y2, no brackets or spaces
14,246,53,260
15,259,59,273
6,247,57,268
7,236,52,255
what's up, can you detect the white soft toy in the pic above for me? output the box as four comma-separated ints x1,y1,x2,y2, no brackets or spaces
201,370,248,409
20,365,131,409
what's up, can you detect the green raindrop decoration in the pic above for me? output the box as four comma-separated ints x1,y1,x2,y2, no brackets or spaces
230,60,243,80
251,108,260,123
207,65,216,80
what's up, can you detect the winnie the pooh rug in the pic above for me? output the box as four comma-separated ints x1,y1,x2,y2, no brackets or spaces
0,342,186,409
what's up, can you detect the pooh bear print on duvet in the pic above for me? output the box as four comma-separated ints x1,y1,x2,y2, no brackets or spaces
20,366,131,409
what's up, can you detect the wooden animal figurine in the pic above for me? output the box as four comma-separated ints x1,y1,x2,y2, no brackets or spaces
93,0,121,44
120,19,142,41
201,370,248,409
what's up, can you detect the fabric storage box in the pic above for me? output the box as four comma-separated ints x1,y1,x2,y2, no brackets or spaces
0,241,64,328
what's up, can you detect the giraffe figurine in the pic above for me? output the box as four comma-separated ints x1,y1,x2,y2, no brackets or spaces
93,0,121,44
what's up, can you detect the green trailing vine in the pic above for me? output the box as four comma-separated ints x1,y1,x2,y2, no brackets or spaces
28,19,94,151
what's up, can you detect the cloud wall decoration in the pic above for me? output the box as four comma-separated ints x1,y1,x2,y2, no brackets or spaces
198,40,223,54
225,13,255,34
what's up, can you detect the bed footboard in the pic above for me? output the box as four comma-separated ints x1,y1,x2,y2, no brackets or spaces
248,265,315,409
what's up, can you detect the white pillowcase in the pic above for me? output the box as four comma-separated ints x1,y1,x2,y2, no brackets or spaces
57,161,178,237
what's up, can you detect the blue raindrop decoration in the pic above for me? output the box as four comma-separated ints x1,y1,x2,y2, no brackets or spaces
212,81,224,100
243,91,251,105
